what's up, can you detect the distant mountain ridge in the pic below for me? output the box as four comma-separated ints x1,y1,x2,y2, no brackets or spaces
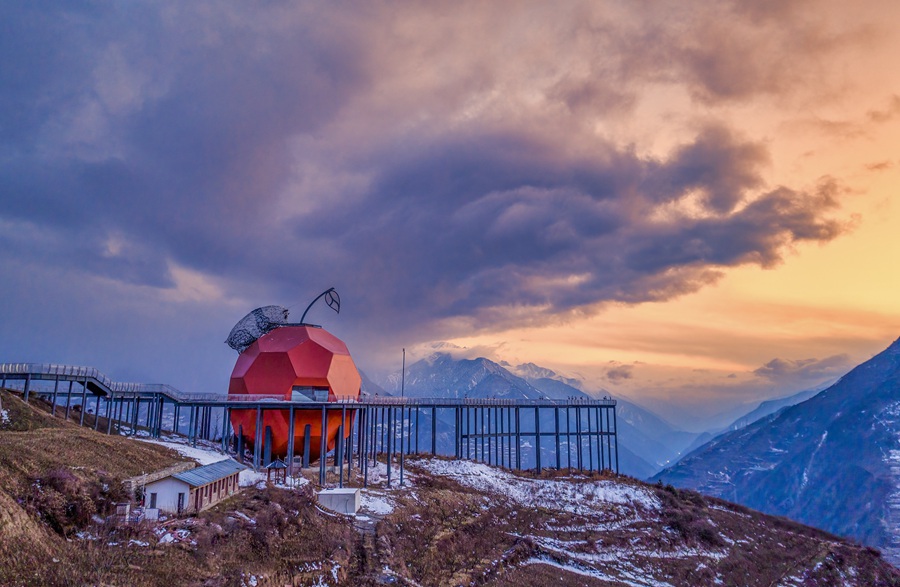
677,383,832,458
395,353,551,400
505,361,585,390
653,337,900,564
376,352,704,478
723,383,829,433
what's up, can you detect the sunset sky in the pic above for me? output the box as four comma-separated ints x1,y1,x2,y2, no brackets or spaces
1,1,898,430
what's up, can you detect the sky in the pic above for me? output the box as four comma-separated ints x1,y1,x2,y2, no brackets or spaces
1,1,899,430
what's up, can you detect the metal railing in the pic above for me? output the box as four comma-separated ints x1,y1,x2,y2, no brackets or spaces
0,362,616,407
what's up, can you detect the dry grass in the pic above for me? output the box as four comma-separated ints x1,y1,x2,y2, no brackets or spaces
370,458,900,587
0,390,359,586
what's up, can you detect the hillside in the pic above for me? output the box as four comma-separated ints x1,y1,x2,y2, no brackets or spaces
722,385,827,433
674,385,830,464
2,387,899,586
653,338,900,564
0,388,185,583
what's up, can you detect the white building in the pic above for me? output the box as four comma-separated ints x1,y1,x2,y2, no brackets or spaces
143,459,244,515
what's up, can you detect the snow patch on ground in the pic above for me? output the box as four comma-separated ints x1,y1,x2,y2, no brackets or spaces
363,460,414,487
521,556,673,587
525,534,725,565
416,459,659,513
360,491,395,515
134,436,306,489
879,400,900,566
136,437,229,465
0,408,10,426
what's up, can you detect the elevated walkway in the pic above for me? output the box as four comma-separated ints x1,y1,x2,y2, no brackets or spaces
0,362,619,482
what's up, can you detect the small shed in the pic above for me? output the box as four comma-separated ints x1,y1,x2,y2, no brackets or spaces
144,459,245,515
265,459,288,484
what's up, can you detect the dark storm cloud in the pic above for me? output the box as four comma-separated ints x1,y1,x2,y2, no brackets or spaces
0,0,856,365
0,2,370,287
287,125,843,337
605,365,634,382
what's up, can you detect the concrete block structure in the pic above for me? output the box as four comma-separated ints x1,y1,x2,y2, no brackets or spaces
317,487,360,514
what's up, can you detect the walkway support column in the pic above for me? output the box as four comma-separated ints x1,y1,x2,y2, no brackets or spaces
79,378,89,426
51,376,59,416
65,381,73,421
287,406,295,475
106,395,114,434
555,407,561,470
319,406,327,485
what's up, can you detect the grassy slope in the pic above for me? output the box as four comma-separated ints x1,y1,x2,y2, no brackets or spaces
0,389,182,585
0,389,358,587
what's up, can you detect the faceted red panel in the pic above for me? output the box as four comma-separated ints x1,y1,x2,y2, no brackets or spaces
228,325,361,460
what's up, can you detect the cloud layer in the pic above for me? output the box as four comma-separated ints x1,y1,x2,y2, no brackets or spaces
0,0,885,385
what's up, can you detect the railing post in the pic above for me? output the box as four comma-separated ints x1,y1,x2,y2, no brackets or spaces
535,406,541,473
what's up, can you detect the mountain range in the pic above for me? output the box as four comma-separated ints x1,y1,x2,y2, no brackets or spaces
368,350,849,483
372,352,708,478
654,337,900,564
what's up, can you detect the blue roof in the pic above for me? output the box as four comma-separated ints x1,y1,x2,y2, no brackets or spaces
171,459,245,487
